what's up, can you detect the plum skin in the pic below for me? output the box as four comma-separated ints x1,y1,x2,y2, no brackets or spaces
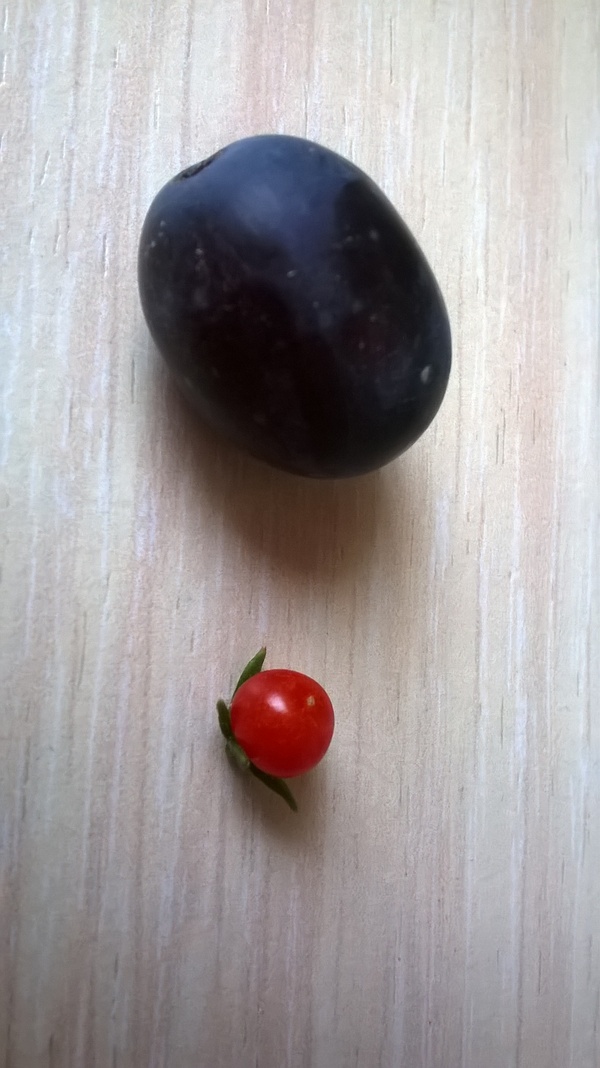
138,135,451,478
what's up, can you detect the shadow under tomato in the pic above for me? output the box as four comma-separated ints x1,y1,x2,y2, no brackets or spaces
227,753,332,846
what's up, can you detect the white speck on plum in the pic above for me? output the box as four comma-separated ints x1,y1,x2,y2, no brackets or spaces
286,269,298,278
420,365,433,384
369,229,380,241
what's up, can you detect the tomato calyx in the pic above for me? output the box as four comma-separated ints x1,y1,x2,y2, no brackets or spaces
217,648,298,812
231,646,267,696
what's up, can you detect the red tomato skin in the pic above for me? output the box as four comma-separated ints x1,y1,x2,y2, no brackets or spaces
230,669,335,778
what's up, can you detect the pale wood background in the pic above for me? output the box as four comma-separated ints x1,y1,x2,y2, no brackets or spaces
1,1,599,1066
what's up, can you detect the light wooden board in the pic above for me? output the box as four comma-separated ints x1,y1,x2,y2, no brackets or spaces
1,1,599,1065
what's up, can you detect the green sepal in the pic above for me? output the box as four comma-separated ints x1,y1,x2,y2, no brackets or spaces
249,765,298,812
226,738,251,770
217,699,234,741
232,646,267,696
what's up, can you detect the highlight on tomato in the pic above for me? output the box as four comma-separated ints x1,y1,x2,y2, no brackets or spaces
217,648,335,811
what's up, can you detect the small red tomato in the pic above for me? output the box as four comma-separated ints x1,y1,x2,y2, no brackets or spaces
230,669,335,779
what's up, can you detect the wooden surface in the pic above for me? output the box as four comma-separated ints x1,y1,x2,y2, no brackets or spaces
1,1,599,1066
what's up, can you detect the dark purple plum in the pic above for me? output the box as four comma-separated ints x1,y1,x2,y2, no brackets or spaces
138,135,451,478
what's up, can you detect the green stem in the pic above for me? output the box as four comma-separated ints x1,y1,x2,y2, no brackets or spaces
217,699,234,741
249,765,298,812
226,738,251,770
232,647,267,696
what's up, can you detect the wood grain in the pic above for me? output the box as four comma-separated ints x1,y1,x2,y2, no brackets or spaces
1,1,598,1066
